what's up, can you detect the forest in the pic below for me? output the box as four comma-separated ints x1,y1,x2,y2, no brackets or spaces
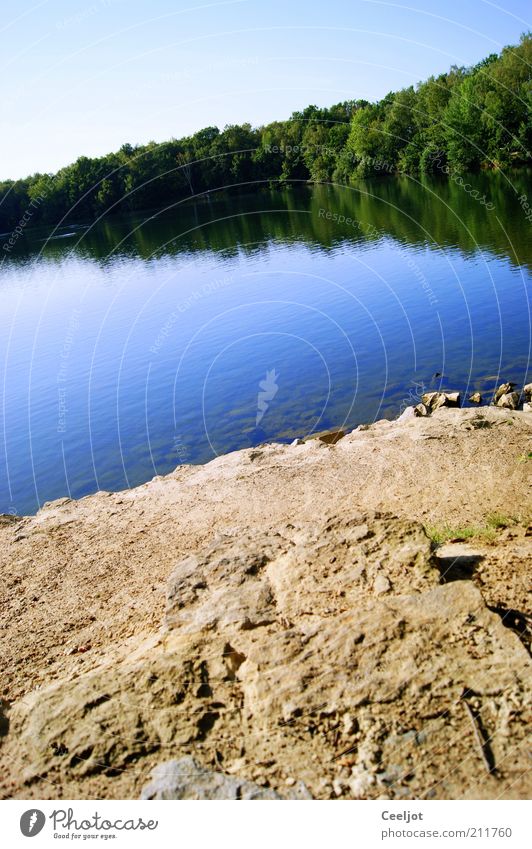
1,33,530,234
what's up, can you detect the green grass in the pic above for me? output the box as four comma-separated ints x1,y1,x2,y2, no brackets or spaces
485,512,516,529
425,512,526,545
424,524,497,545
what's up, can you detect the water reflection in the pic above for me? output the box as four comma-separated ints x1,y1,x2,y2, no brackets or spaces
0,175,530,515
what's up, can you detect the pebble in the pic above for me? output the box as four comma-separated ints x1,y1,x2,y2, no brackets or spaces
374,574,392,595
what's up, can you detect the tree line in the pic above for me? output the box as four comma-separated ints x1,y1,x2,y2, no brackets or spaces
1,33,530,233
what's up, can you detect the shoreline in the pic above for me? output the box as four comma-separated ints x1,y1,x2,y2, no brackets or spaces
4,381,532,521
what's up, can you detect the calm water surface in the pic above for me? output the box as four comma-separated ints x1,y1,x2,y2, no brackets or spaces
1,175,531,515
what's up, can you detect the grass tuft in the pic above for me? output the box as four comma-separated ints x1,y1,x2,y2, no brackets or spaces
485,512,513,529
424,524,496,545
425,512,527,546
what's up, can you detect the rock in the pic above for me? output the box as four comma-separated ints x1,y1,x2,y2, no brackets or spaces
291,438,304,446
306,429,346,445
396,406,416,422
421,392,443,411
165,537,280,633
443,391,460,406
493,382,516,403
421,392,460,411
468,392,482,404
523,383,532,401
3,505,531,802
348,764,375,798
342,713,357,735
373,574,392,595
140,756,281,799
496,391,520,410
285,780,313,800
523,402,532,413
414,403,429,417
0,514,20,527
164,514,438,634
38,497,73,512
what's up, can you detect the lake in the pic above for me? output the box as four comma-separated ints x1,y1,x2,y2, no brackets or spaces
1,173,531,515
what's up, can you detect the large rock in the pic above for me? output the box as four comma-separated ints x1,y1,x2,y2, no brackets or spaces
523,383,532,401
4,513,530,801
164,514,438,634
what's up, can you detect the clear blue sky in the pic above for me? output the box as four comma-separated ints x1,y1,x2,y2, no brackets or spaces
1,0,530,180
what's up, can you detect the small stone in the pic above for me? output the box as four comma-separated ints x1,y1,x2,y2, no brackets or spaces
311,429,346,445
468,392,482,404
348,764,375,798
523,402,532,413
284,780,313,799
397,406,416,422
332,778,346,797
290,438,304,446
523,383,532,401
496,391,520,410
65,644,91,655
421,392,442,411
140,757,282,800
493,382,516,403
343,713,357,735
421,391,460,411
373,574,392,595
444,391,460,406
285,776,296,786
414,403,429,417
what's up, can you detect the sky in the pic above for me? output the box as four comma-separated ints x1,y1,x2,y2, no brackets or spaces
1,0,530,180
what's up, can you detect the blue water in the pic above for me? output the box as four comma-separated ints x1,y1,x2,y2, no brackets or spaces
1,180,530,515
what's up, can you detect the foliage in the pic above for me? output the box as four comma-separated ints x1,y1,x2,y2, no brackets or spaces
1,34,530,232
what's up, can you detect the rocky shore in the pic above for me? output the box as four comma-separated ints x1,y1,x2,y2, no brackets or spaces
410,380,532,417
0,402,530,800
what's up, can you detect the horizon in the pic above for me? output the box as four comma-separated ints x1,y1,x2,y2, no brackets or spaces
1,0,531,181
